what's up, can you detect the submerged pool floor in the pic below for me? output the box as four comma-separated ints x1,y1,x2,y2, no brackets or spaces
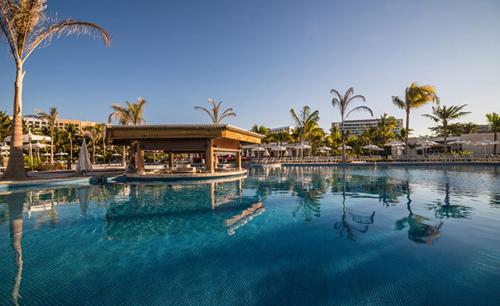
1,165,499,305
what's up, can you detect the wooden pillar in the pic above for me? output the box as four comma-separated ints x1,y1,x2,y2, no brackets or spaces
205,140,214,173
168,152,173,169
136,142,145,174
236,150,242,171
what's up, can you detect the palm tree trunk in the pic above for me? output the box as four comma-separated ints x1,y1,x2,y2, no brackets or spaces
50,130,54,165
443,126,448,154
494,132,498,154
4,64,27,180
92,143,96,164
341,118,346,162
102,128,106,162
69,138,73,163
405,110,410,156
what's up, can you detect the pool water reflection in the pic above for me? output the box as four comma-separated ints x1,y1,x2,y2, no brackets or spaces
1,165,499,305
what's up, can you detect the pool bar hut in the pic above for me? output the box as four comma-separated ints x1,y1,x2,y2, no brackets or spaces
105,124,263,177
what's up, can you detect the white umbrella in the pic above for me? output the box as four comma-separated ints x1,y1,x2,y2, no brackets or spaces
1,144,10,151
362,144,384,151
318,146,331,151
294,143,311,149
111,153,121,157
337,145,352,150
251,147,266,152
3,133,50,143
56,152,68,156
385,140,404,147
448,139,471,145
271,146,287,151
263,149,270,157
294,143,311,158
41,153,51,157
77,139,93,173
416,139,438,148
23,142,47,150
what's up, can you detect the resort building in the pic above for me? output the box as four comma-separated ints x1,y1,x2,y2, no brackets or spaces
332,118,403,135
22,114,97,130
269,126,294,134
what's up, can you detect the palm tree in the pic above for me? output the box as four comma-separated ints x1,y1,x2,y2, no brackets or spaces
108,97,147,126
0,0,111,180
0,110,11,141
375,113,398,146
36,107,58,165
64,124,80,163
423,104,470,153
195,98,236,124
331,87,373,161
392,82,438,155
83,126,102,164
108,97,147,168
289,106,320,144
486,112,500,154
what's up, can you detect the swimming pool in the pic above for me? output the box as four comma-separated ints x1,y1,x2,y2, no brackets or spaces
1,165,499,305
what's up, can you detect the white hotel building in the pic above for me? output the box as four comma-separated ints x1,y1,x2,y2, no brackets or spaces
332,118,403,135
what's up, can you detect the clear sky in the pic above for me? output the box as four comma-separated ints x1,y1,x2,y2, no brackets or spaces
1,0,499,135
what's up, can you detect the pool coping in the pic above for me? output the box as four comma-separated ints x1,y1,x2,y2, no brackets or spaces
280,161,500,166
117,169,248,182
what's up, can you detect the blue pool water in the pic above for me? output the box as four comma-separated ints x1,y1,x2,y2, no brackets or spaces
1,165,499,305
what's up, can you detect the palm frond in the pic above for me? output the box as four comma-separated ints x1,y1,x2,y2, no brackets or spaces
289,108,301,127
392,96,406,110
346,94,366,105
345,105,373,119
330,89,343,101
422,114,439,123
25,19,111,61
220,108,236,121
195,106,216,123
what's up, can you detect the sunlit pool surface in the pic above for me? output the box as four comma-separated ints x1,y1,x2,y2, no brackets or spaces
1,165,499,305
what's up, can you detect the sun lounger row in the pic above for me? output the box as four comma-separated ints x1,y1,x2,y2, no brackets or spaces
248,153,500,164
398,153,500,162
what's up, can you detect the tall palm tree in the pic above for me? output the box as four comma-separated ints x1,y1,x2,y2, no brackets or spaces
423,104,470,153
289,105,320,144
64,123,79,163
36,106,58,165
0,0,111,180
195,98,236,124
486,112,500,154
392,82,438,155
108,97,147,168
331,87,373,161
83,126,102,164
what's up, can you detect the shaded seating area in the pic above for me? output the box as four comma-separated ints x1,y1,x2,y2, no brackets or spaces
105,124,263,177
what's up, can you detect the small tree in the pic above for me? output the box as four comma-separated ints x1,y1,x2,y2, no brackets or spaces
195,98,236,124
423,104,470,153
486,112,500,154
331,87,373,161
392,83,438,155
